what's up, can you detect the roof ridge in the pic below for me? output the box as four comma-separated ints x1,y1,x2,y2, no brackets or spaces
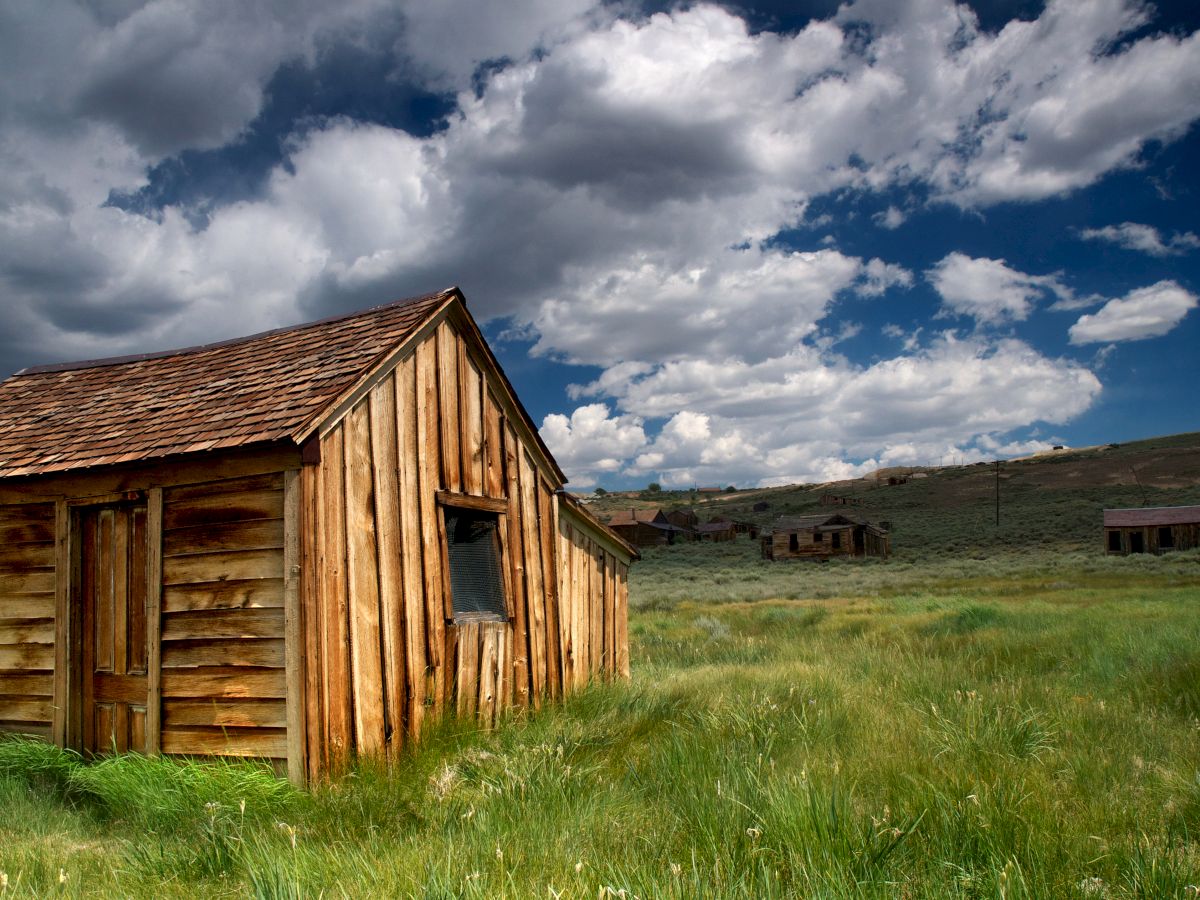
16,287,458,377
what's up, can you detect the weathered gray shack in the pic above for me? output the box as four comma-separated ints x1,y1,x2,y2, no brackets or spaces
761,514,889,560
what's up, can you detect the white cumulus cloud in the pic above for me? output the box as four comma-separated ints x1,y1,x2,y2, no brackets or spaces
1069,281,1197,344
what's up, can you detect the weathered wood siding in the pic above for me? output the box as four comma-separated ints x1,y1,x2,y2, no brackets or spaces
1105,523,1200,555
0,502,57,738
304,315,572,776
160,473,288,760
557,504,630,686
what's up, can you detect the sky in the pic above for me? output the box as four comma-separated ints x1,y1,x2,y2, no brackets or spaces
1,1,1198,491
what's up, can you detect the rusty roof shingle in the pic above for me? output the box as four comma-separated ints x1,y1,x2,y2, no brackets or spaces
0,289,453,479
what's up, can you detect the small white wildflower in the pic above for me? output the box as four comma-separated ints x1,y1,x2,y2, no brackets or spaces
495,846,503,862
465,872,480,882
1,871,8,890
58,869,67,885
575,861,583,874
1078,876,1105,896
670,862,681,876
746,827,762,841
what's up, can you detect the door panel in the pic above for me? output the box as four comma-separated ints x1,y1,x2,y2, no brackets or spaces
80,503,150,755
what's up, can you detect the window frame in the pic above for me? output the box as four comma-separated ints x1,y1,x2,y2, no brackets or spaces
437,491,512,624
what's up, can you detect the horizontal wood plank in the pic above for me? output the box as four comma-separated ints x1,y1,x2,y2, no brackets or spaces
162,608,285,641
164,699,287,729
0,445,299,506
0,545,54,571
163,473,284,504
162,579,284,612
0,672,54,696
0,646,53,669
436,491,508,513
0,504,56,527
0,571,55,595
92,673,148,705
163,639,285,669
163,519,284,557
162,726,286,759
162,668,287,699
0,698,52,723
0,620,54,645
162,548,283,586
163,487,284,531
0,595,55,619
0,722,51,738
0,521,54,544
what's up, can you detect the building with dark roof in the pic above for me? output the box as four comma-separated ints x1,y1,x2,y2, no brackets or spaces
1103,506,1200,555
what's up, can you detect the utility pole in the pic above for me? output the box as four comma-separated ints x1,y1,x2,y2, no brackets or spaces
995,459,1000,527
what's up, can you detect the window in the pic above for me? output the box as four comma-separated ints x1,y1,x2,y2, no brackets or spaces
444,508,507,621
1107,530,1122,553
831,531,841,550
1158,526,1174,549
788,533,799,552
813,531,823,543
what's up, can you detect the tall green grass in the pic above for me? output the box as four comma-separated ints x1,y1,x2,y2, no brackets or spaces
1,550,1198,896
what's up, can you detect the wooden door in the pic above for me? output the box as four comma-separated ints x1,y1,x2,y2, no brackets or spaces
79,502,150,755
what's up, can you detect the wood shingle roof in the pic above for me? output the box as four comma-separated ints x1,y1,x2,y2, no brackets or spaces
0,289,454,478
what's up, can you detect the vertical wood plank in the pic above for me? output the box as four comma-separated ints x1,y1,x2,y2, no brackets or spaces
605,550,618,678
81,511,97,752
112,507,129,678
369,376,406,758
129,507,148,676
319,425,352,769
483,391,504,500
519,450,546,706
496,621,511,716
395,355,426,739
96,510,114,673
503,424,530,706
454,623,479,719
460,349,484,496
538,484,562,699
300,464,325,781
556,516,573,691
145,489,163,755
53,501,69,747
436,322,461,494
615,563,630,679
282,470,306,784
344,402,386,756
572,530,588,690
590,545,604,677
478,624,497,727
416,338,447,713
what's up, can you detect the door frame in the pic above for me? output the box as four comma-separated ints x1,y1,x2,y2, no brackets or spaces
61,489,162,754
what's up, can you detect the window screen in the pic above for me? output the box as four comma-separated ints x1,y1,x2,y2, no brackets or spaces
444,509,507,621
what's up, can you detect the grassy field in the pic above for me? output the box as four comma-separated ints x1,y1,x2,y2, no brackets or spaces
2,434,1199,897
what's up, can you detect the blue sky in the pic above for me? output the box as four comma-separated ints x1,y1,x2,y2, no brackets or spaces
1,1,1197,490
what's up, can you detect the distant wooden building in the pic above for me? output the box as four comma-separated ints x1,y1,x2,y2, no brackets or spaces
694,521,736,542
1104,506,1200,555
0,288,635,783
665,508,698,530
762,514,889,561
606,508,687,547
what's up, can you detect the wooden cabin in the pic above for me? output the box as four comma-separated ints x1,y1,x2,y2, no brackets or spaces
1104,506,1200,555
761,514,889,561
665,508,698,530
693,522,735,542
606,508,687,547
0,288,636,783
